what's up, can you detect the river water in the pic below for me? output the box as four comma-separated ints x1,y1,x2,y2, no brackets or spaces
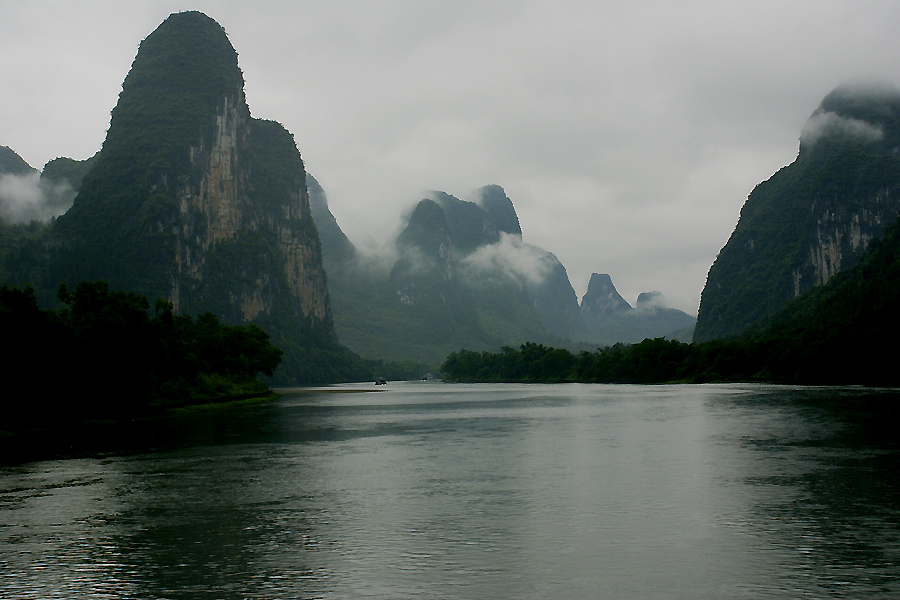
2,383,899,598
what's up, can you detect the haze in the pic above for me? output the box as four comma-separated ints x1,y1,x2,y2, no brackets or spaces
3,0,899,313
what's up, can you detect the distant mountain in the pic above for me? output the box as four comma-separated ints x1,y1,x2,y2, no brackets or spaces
433,189,584,341
307,172,356,271
695,81,900,342
578,274,695,345
581,273,631,317
40,155,96,191
322,186,584,364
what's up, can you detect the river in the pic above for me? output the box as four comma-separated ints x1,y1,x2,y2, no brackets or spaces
2,382,899,598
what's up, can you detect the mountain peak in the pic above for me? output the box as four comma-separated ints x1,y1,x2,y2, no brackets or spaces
0,146,36,176
800,80,900,153
396,199,452,257
123,11,243,102
476,184,522,237
636,291,667,309
44,11,333,379
581,273,631,317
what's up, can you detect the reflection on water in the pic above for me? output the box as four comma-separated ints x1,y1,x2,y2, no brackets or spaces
1,383,899,598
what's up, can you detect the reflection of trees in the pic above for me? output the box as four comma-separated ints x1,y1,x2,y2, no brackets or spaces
739,388,900,596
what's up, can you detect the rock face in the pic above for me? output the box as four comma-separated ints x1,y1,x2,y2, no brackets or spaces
52,11,332,338
695,82,900,342
391,198,456,305
581,273,632,317
478,184,522,237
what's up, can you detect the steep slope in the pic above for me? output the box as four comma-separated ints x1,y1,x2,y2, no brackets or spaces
477,184,522,237
436,188,583,340
307,172,356,271
53,12,328,329
581,273,631,317
0,146,36,176
695,82,900,341
11,11,352,382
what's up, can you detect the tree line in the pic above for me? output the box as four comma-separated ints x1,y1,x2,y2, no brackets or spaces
444,208,900,387
1,280,283,431
442,331,894,387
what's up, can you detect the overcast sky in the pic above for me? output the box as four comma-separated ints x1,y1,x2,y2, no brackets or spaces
3,0,900,314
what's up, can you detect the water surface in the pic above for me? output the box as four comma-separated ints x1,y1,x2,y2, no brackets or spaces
2,383,899,598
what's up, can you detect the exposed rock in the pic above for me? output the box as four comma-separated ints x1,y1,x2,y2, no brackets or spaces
476,184,522,237
695,81,900,342
49,11,333,340
581,273,632,317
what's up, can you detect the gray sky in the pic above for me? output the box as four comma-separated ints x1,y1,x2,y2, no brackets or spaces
4,0,900,314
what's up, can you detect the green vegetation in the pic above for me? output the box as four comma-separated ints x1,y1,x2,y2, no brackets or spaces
444,207,900,386
695,83,900,342
443,340,703,384
40,155,96,189
49,11,244,304
0,146,35,175
0,280,282,432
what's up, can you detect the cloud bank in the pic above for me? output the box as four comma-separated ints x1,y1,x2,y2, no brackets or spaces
800,111,884,147
461,233,555,286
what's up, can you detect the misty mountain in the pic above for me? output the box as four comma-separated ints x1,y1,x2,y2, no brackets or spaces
578,274,695,345
307,172,357,271
695,81,900,342
0,147,94,228
581,273,631,317
317,182,693,364
321,186,582,364
3,11,376,383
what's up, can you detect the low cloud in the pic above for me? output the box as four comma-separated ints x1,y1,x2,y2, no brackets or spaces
0,172,75,223
461,232,555,285
800,111,884,147
634,290,668,312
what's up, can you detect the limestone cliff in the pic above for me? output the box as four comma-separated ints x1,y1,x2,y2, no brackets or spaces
695,82,900,342
50,12,333,345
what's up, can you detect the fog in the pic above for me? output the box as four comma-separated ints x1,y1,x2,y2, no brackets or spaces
461,233,555,287
0,172,75,223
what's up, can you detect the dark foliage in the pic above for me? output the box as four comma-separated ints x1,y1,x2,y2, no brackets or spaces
0,280,283,431
695,83,900,342
444,208,900,386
